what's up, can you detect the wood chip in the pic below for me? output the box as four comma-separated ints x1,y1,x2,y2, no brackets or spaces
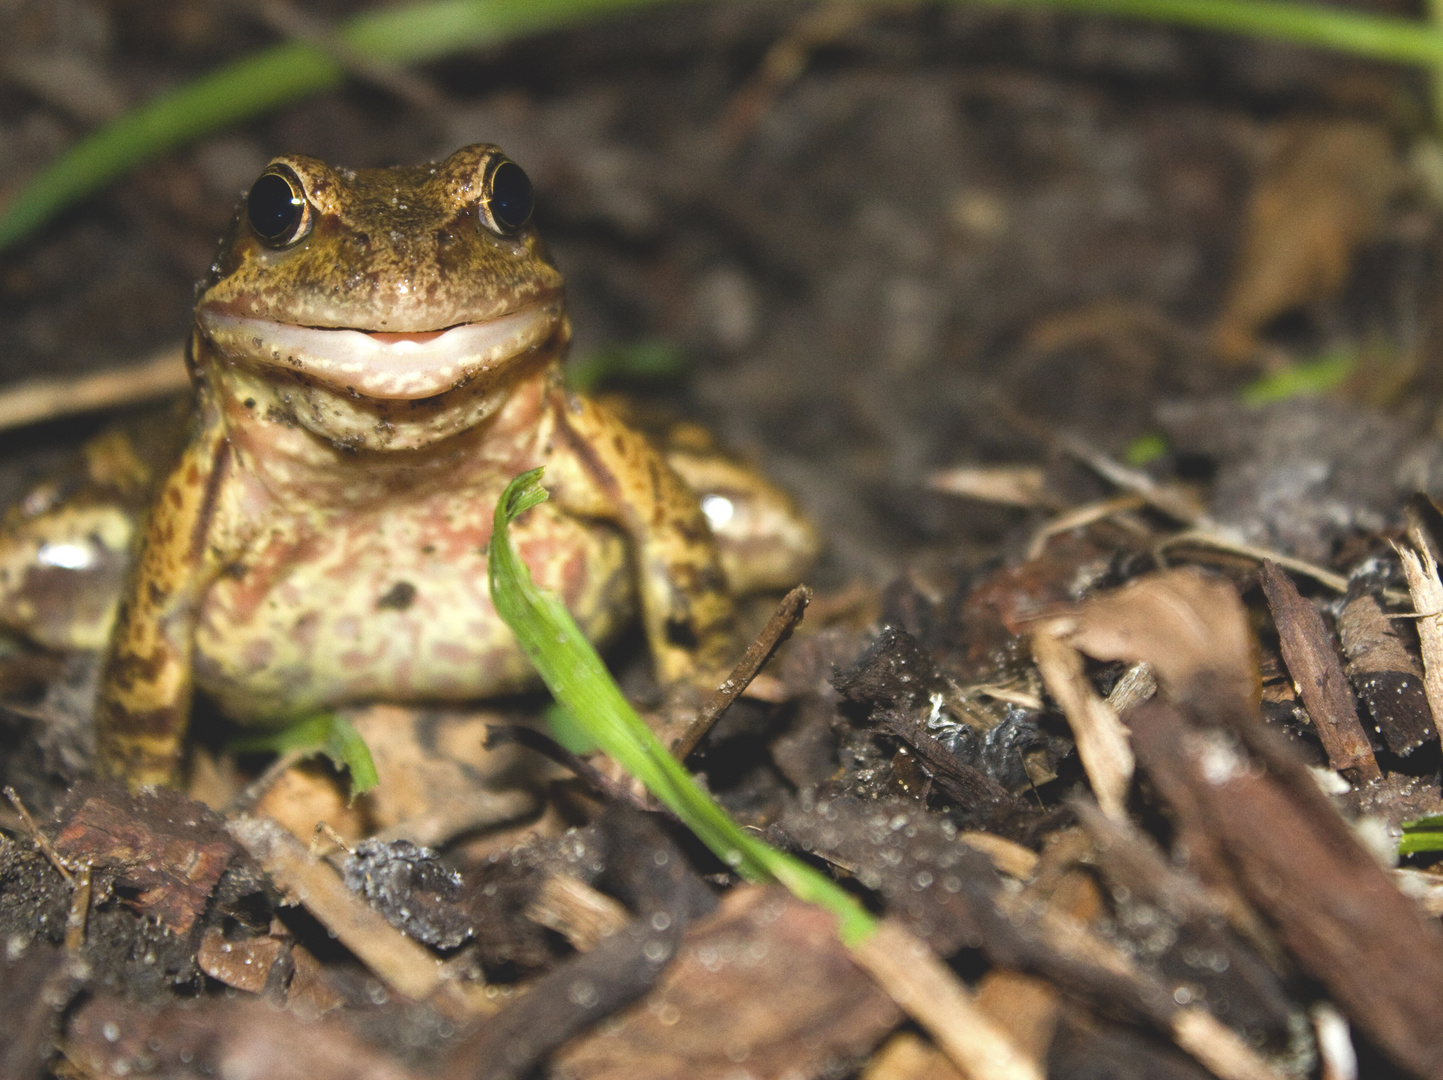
958,831,1040,881
1259,560,1379,782
197,929,285,992
975,970,1061,1066
1052,568,1443,1077
525,874,631,953
1049,568,1257,705
852,919,1045,1080
553,885,902,1080
1337,591,1434,756
1398,511,1443,754
52,785,236,934
990,887,1283,1080
1127,695,1443,1079
860,1032,965,1080
1031,628,1134,819
926,464,1050,508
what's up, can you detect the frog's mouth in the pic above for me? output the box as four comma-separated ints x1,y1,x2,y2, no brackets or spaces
198,299,563,400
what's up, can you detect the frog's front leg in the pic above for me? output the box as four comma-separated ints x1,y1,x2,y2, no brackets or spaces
545,389,735,684
95,413,240,788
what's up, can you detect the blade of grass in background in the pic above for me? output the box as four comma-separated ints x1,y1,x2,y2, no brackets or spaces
5,0,1443,251
1239,349,1356,406
487,468,877,947
0,0,672,250
1431,0,1443,133
974,0,1443,64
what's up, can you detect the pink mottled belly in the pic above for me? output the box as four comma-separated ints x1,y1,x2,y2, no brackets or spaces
192,495,632,721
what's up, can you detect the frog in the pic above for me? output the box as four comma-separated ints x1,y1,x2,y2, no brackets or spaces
0,143,816,789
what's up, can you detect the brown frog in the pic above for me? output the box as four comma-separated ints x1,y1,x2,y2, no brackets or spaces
0,144,815,788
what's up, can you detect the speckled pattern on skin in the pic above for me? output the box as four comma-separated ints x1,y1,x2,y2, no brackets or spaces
75,143,814,788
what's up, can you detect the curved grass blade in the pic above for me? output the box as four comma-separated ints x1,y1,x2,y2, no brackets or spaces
7,0,1443,250
972,0,1443,64
0,0,672,250
488,467,876,946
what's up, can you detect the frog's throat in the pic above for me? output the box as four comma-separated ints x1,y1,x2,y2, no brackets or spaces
197,299,563,400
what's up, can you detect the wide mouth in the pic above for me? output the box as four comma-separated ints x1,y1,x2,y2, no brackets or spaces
198,299,563,400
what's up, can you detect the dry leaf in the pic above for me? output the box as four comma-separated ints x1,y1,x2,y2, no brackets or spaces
1213,119,1398,363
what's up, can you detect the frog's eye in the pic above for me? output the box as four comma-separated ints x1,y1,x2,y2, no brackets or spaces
246,167,312,247
479,158,534,236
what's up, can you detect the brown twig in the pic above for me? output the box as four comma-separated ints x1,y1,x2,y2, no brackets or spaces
4,785,92,949
4,785,71,883
253,0,450,113
979,392,1208,527
716,5,884,145
64,864,93,951
1055,431,1209,526
228,747,309,815
0,348,188,433
1026,494,1149,560
672,584,812,760
484,724,647,809
1158,528,1351,593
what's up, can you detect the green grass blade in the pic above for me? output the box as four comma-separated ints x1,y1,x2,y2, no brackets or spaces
1399,831,1443,855
488,468,876,946
230,712,380,795
565,339,688,392
956,0,1443,65
6,0,1443,250
8,0,1443,250
0,0,673,250
1240,349,1356,406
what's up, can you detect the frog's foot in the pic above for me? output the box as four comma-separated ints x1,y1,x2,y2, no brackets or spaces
663,450,819,595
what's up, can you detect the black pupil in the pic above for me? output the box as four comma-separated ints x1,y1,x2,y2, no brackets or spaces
488,161,533,233
247,173,303,242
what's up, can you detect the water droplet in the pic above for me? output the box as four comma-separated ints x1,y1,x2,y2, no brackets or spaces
569,979,600,1008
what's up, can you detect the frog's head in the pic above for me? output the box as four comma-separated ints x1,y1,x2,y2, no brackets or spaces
196,144,566,447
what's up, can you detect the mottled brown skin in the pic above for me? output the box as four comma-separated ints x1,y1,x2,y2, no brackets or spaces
90,144,787,788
